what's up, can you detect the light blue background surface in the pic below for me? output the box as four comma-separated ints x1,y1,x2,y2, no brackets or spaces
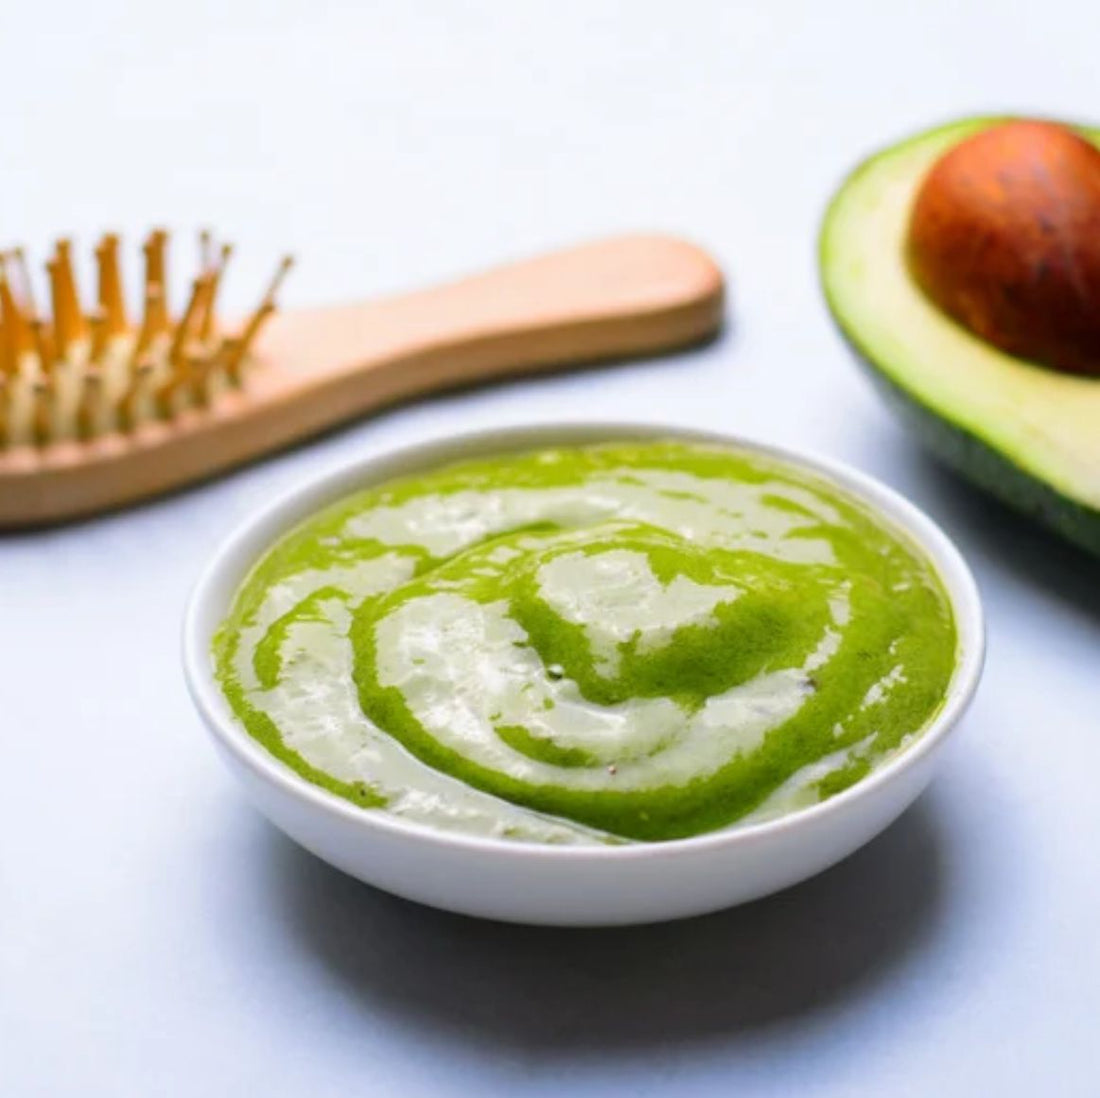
2,3,1097,1094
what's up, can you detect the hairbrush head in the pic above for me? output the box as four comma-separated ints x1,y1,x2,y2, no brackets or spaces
0,229,293,446
0,233,724,526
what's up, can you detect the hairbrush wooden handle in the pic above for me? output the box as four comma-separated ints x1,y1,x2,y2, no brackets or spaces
0,234,724,525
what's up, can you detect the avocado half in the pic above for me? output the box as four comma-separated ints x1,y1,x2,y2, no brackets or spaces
820,116,1100,557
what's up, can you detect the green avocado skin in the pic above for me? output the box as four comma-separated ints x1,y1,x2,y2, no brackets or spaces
859,352,1100,556
820,116,1100,559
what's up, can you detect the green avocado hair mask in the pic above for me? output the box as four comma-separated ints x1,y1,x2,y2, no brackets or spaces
213,440,957,844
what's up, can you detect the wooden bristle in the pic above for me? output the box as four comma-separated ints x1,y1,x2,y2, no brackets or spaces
155,356,197,418
0,266,17,372
191,276,216,347
223,304,273,383
189,352,219,407
29,316,55,374
144,229,167,285
261,254,295,307
32,380,53,445
218,336,243,384
47,259,80,360
76,372,102,439
119,360,155,431
169,276,209,365
142,229,170,334
221,254,293,382
88,309,109,365
0,258,33,370
96,234,128,335
55,240,87,343
131,282,163,367
199,243,233,343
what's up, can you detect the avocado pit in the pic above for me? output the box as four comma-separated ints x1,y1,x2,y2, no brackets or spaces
907,120,1100,377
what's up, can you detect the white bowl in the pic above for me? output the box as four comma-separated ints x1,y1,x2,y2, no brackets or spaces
183,423,984,926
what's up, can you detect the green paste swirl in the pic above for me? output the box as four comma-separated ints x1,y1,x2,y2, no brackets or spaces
213,440,957,844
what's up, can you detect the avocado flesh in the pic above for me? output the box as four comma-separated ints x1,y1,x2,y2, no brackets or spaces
820,116,1100,556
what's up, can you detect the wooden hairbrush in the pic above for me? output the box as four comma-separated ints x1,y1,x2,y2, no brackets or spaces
0,232,724,525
